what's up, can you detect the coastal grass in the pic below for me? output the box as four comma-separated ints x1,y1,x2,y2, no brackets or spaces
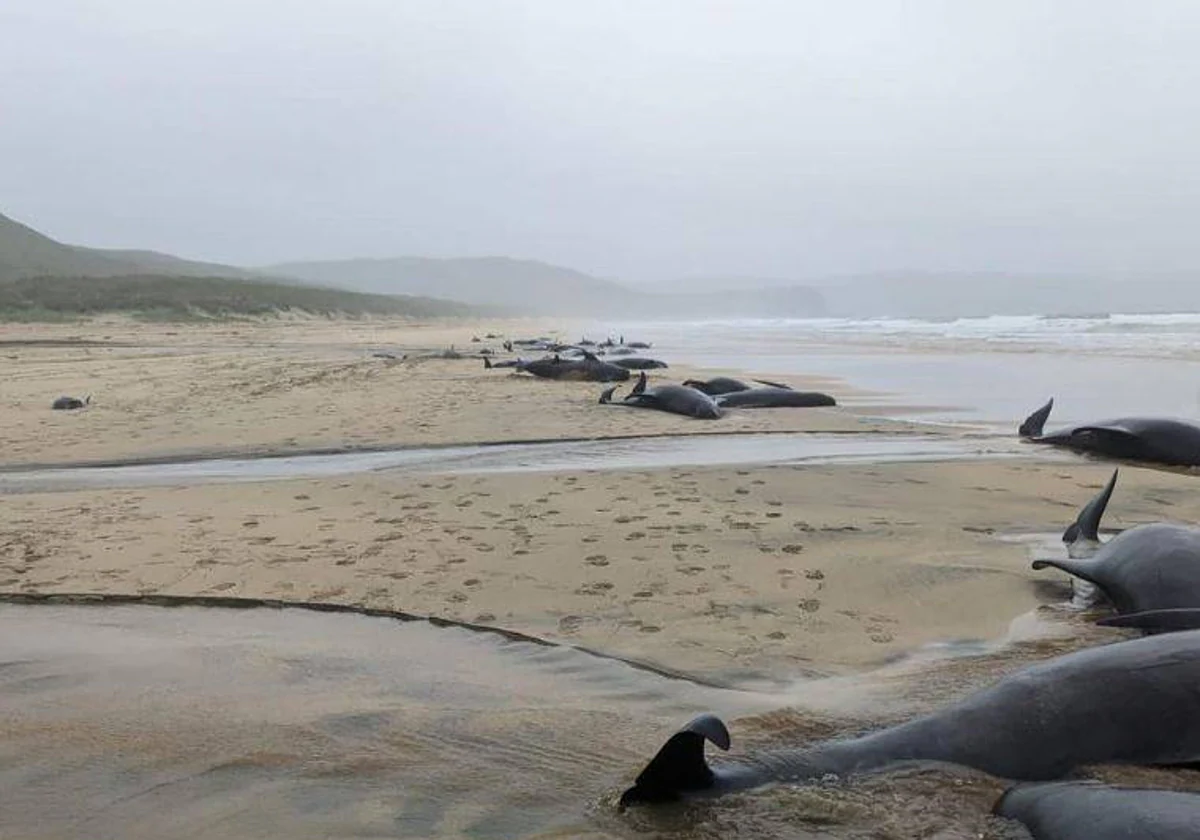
0,274,485,321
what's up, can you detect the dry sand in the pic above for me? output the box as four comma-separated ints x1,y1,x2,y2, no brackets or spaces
3,317,1199,679
0,317,890,467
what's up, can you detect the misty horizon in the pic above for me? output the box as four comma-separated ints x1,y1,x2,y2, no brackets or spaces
7,2,1200,286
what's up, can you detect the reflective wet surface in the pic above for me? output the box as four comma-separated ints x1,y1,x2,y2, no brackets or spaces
0,433,1037,494
0,603,779,840
7,598,1196,839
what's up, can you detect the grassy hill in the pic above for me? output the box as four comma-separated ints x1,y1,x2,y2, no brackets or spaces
0,211,265,282
0,274,481,320
0,212,485,320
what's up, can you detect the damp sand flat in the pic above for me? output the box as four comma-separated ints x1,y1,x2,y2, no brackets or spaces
7,458,1196,681
0,433,1038,494
0,603,775,840
6,602,1198,840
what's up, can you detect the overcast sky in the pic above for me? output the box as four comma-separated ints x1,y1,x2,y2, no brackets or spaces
4,1,1200,282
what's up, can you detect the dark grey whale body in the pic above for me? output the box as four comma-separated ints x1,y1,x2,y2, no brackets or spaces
1034,469,1200,623
681,377,792,396
1019,398,1200,467
599,375,722,419
487,351,629,382
619,629,1200,805
994,782,1200,840
715,387,836,408
611,357,669,370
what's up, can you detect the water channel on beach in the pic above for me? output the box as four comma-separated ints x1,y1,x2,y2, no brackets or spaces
0,431,1038,494
0,599,1129,840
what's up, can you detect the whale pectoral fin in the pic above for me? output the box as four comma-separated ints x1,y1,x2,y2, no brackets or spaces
1019,398,1054,438
1030,558,1104,588
619,715,730,807
1098,609,1200,632
1063,469,1119,543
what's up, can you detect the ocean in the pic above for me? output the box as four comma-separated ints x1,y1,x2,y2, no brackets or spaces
594,312,1200,428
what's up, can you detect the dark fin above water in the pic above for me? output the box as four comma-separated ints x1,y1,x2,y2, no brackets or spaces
599,386,620,405
1019,398,1054,439
619,714,730,807
1098,609,1200,632
1030,557,1104,589
1062,469,1118,544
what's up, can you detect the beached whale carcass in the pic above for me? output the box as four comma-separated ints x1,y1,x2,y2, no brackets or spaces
599,373,722,419
1033,468,1200,626
993,781,1200,840
1019,398,1200,467
619,629,1200,805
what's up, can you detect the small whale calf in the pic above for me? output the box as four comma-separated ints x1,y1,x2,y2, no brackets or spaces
620,629,1200,805
1019,397,1200,467
51,394,90,410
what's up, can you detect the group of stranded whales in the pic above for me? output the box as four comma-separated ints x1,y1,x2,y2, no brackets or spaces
619,463,1200,836
599,372,838,419
480,333,840,414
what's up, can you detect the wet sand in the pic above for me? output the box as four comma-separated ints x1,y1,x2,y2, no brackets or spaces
4,452,1199,678
7,316,1200,838
2,319,1199,677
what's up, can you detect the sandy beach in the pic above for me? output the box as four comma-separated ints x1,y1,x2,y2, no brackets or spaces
4,316,1200,680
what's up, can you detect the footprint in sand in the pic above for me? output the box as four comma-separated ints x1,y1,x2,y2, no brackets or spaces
585,555,609,566
575,581,615,595
798,598,821,613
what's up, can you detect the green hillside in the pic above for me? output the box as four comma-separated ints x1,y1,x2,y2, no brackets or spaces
0,274,481,320
0,211,265,281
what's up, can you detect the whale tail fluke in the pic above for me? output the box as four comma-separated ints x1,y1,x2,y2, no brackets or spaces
1097,608,1200,633
483,356,492,369
619,715,729,807
631,371,648,396
1019,398,1055,439
1062,469,1118,544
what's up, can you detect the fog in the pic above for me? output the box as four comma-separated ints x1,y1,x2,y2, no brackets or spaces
5,1,1200,285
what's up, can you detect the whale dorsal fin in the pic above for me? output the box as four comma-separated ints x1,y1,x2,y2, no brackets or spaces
1062,470,1118,544
619,715,729,806
1019,398,1054,438
1097,609,1200,632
